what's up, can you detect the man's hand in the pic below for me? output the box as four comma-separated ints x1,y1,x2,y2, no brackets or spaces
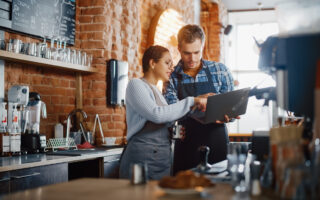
215,115,240,124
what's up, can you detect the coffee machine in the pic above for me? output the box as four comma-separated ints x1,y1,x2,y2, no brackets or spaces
21,92,47,153
0,85,29,156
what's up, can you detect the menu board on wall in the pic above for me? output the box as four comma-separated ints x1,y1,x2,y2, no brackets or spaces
11,0,75,45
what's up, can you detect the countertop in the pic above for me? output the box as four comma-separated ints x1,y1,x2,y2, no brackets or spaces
2,178,239,200
0,147,123,172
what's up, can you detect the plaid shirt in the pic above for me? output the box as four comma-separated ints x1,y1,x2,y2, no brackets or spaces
164,59,234,104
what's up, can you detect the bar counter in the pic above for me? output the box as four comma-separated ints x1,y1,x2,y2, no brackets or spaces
2,178,275,200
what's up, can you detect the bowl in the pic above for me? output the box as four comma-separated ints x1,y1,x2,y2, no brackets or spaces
104,137,116,146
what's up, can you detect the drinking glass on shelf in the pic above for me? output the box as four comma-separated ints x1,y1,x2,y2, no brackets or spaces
38,36,48,58
27,42,37,56
12,39,22,54
0,39,5,50
81,51,87,66
49,36,56,60
86,54,93,67
70,49,77,64
6,39,13,52
76,50,82,65
58,37,67,62
44,36,52,59
50,37,59,61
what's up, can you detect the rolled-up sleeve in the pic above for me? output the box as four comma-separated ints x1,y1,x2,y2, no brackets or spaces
164,78,179,105
219,63,234,93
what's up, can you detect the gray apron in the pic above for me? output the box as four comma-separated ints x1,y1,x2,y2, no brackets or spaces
173,65,229,174
119,79,171,180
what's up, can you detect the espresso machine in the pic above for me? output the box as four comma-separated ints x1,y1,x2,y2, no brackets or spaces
0,85,30,155
21,92,47,153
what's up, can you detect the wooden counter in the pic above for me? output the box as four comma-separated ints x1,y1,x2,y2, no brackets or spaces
2,178,276,200
2,178,237,200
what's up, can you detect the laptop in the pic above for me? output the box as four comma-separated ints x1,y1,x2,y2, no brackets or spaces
191,87,251,124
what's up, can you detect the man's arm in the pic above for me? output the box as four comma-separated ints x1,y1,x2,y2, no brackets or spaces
219,63,234,93
164,77,179,105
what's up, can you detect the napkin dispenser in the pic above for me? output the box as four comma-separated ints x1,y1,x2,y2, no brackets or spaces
107,59,128,106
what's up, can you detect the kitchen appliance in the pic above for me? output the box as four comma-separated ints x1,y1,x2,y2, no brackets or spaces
4,85,30,155
7,85,29,133
26,92,47,134
21,92,47,153
107,59,128,106
0,102,7,133
259,33,320,122
0,102,9,155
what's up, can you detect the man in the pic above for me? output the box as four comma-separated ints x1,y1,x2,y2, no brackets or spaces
164,24,234,174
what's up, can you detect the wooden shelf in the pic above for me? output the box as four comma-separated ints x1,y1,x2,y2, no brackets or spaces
0,50,98,73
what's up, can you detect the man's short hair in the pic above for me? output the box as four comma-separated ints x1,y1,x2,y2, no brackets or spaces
177,24,205,47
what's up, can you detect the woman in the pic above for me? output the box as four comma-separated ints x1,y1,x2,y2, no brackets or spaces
119,45,209,180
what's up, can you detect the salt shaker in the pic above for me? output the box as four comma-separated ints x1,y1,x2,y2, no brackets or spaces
130,163,148,185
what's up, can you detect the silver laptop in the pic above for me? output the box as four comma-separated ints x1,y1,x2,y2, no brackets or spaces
191,87,251,124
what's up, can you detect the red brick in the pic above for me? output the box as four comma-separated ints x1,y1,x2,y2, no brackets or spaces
83,98,92,106
80,24,106,32
107,122,115,129
41,96,51,104
51,96,61,104
79,16,93,23
85,106,107,114
93,16,106,23
82,7,105,15
92,81,106,89
69,80,76,88
78,0,105,7
60,79,69,87
65,89,76,97
81,40,105,49
115,122,125,130
112,115,124,121
83,89,105,98
51,78,60,87
93,98,106,106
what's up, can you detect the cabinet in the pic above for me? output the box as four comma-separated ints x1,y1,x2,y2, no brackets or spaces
68,159,100,180
103,154,121,178
0,163,68,195
0,172,10,194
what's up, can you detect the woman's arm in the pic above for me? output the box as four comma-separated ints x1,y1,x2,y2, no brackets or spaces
126,79,195,124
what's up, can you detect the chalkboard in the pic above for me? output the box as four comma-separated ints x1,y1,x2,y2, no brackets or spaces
11,0,75,45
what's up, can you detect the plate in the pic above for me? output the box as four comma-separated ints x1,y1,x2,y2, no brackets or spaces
159,186,207,195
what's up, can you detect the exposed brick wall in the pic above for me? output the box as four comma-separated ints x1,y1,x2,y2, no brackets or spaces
201,0,227,62
139,0,195,66
201,1,220,62
77,0,140,144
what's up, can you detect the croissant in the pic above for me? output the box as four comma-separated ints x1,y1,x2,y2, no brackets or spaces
159,170,214,189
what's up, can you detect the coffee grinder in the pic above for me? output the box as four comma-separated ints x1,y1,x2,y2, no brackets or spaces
21,92,47,153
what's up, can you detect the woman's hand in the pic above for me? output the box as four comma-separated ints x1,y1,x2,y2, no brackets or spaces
193,97,207,112
193,93,215,112
197,92,215,98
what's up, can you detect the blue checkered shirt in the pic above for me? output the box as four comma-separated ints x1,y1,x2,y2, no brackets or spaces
164,59,234,104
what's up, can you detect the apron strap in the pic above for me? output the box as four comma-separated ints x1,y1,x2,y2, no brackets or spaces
141,78,166,106
202,65,215,92
177,61,215,99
